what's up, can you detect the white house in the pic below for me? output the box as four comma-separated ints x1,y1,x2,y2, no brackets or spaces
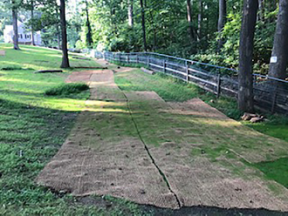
4,21,42,46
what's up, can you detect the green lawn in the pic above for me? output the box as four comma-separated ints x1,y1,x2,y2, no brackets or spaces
253,158,288,188
0,44,145,215
0,43,100,71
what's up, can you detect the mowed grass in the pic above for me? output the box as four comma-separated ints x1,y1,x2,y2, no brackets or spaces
0,43,101,71
0,44,145,215
253,158,288,188
114,68,288,188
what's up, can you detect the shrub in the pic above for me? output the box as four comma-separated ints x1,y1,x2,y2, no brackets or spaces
1,66,24,70
45,83,89,96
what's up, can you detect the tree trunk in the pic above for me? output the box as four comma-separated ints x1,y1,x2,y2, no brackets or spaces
128,0,134,27
31,0,35,46
217,0,227,52
187,0,195,40
238,0,259,112
140,0,147,51
206,8,210,40
258,0,265,21
268,0,288,80
272,0,277,11
85,0,93,47
12,0,19,50
57,31,61,49
59,0,70,68
150,12,157,50
197,0,202,41
55,0,61,49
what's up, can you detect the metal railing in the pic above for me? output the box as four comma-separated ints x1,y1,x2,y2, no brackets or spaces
92,50,288,115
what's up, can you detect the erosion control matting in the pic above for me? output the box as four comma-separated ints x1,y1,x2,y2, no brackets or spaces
37,65,288,211
37,69,179,209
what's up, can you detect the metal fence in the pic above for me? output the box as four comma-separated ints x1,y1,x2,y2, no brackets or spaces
92,50,288,115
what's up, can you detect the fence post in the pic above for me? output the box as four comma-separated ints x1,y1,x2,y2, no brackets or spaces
185,61,189,82
271,86,278,113
127,54,130,63
163,59,166,73
217,74,221,98
147,55,150,68
136,55,139,64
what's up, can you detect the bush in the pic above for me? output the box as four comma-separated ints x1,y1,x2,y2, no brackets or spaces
45,83,89,96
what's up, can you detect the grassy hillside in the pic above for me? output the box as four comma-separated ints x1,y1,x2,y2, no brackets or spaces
1,44,287,215
0,44,143,215
0,44,100,71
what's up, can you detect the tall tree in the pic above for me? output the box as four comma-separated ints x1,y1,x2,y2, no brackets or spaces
55,2,61,49
217,0,227,52
140,0,147,51
22,0,36,45
238,0,259,112
85,0,93,47
187,0,195,41
197,0,202,41
258,0,265,21
128,0,133,27
30,0,35,46
268,0,288,80
12,0,20,50
59,0,70,68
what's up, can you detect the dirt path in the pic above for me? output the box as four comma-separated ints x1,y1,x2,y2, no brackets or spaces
37,64,288,212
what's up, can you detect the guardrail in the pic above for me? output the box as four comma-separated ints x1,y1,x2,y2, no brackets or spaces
92,50,288,115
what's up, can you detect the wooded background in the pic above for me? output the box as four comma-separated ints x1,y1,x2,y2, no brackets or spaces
1,0,287,112
0,1,281,73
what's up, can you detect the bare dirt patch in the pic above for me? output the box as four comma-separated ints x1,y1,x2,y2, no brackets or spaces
66,71,94,83
37,64,288,212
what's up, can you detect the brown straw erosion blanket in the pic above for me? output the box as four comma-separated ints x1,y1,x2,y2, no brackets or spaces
37,66,288,211
37,69,179,209
125,93,288,211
